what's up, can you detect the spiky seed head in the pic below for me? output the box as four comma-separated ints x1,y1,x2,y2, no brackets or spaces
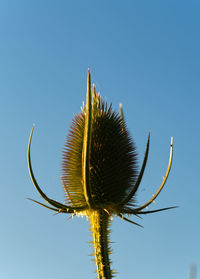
61,76,138,211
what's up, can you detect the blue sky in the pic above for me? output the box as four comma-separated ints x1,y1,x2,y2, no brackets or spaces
0,1,199,278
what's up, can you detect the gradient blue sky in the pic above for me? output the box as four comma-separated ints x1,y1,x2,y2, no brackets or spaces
0,1,199,278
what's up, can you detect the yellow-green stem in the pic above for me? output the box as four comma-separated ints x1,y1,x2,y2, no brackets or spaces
90,210,113,279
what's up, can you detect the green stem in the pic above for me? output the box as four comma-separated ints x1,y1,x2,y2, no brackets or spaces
90,210,113,279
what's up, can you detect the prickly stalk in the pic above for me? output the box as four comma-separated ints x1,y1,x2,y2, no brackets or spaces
90,210,113,279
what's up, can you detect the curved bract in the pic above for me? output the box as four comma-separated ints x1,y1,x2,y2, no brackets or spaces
28,71,176,279
28,125,87,214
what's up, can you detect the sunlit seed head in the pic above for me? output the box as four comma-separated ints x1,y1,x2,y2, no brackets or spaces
61,79,138,210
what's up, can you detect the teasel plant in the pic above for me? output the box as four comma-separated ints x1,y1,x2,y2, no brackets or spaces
28,70,176,279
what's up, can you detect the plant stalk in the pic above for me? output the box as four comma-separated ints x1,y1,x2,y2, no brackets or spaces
90,209,113,279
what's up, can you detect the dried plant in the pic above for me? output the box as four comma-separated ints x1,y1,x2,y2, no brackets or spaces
28,70,175,278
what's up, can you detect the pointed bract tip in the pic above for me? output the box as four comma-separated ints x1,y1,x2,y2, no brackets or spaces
119,103,123,109
171,137,173,145
31,124,35,134
87,70,91,82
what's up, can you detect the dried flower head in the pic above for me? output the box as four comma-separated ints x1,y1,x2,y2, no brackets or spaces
28,70,175,278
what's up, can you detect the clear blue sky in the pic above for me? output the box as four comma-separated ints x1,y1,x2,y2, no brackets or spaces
0,1,199,278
